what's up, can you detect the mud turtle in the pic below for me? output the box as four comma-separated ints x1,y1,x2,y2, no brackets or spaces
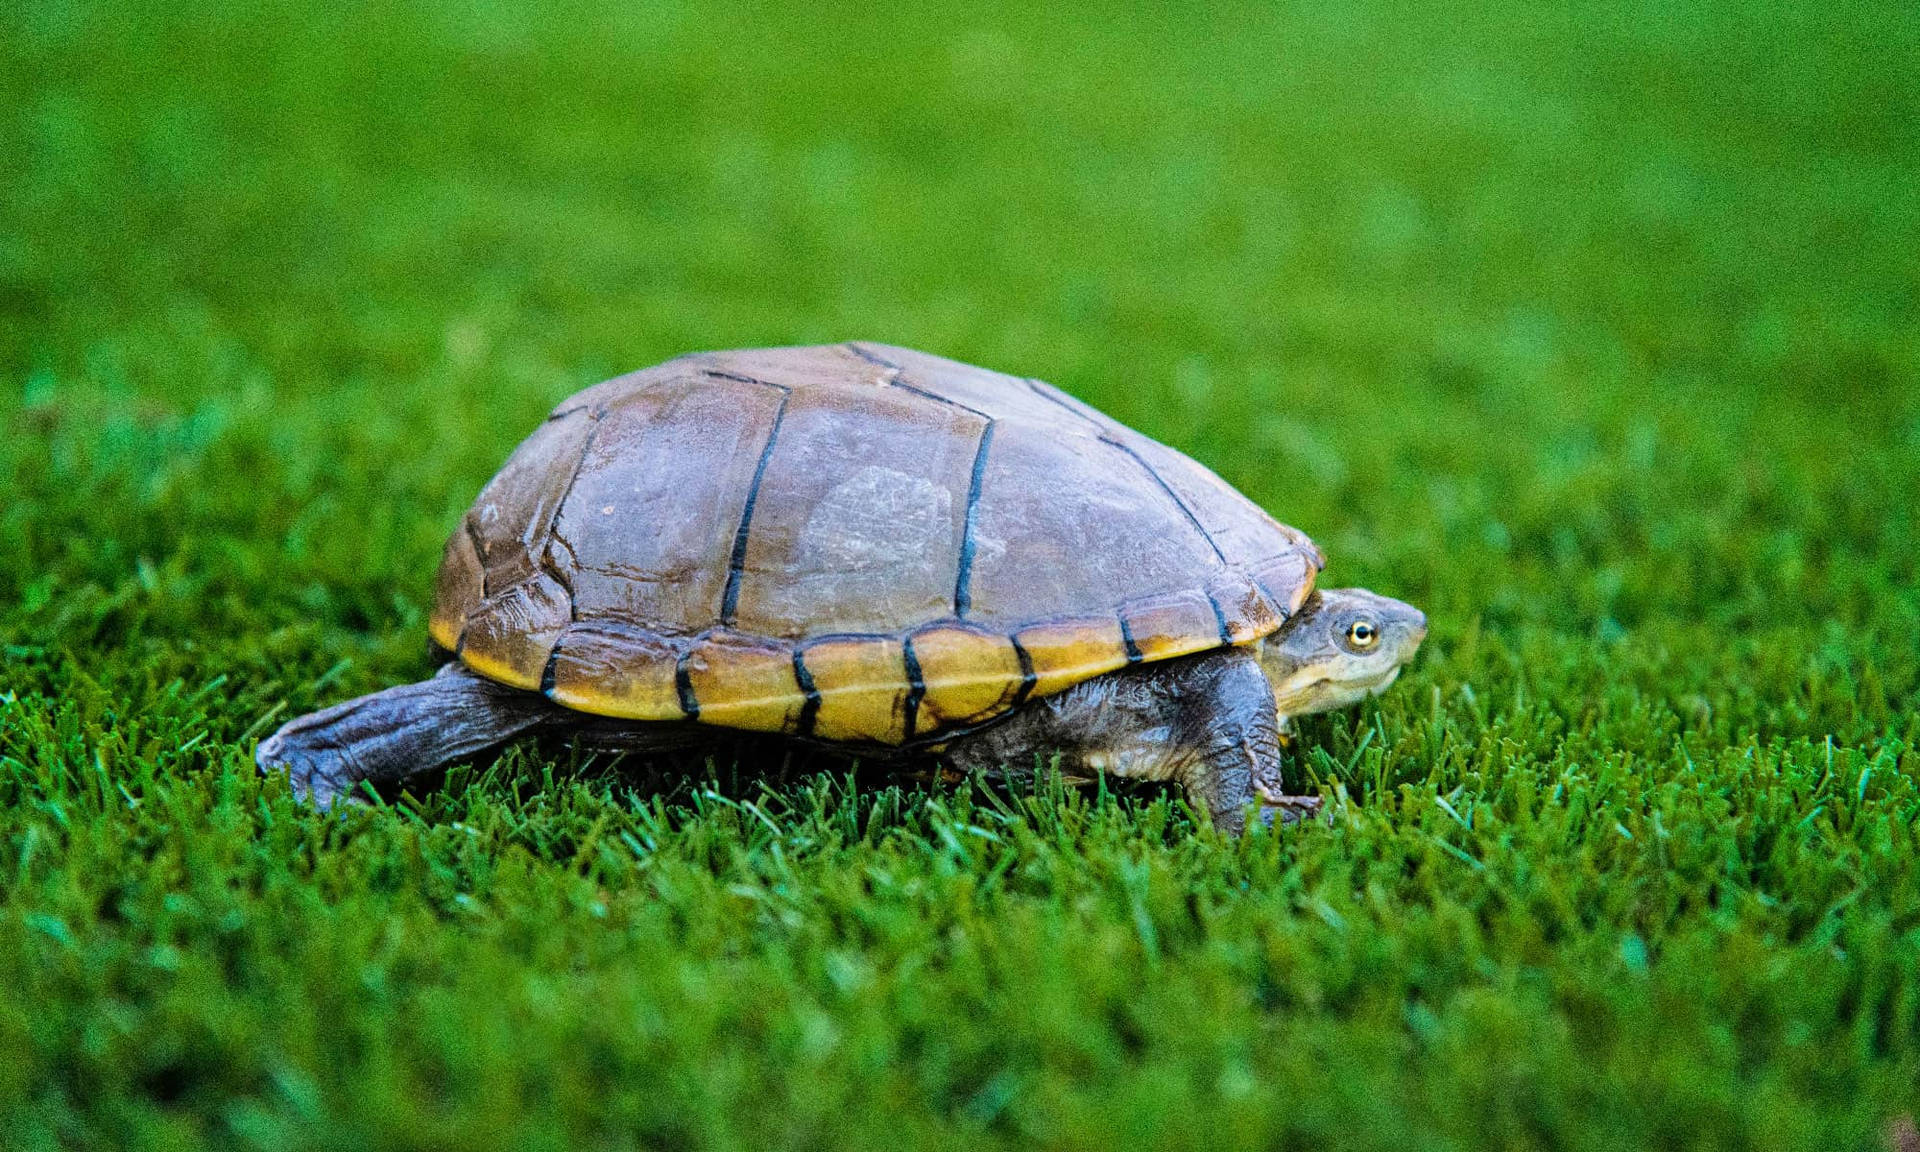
258,343,1425,831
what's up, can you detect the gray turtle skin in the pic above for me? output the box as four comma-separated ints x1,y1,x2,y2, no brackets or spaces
259,587,1425,832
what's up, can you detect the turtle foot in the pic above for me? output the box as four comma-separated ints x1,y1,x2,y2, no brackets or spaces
1257,794,1325,826
256,729,361,811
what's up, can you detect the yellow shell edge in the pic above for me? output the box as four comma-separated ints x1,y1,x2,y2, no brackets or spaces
452,549,1322,742
428,613,462,653
459,645,545,693
802,637,911,744
684,632,806,734
910,627,1027,735
1016,618,1133,699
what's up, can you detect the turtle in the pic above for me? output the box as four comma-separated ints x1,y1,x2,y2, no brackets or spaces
257,343,1426,832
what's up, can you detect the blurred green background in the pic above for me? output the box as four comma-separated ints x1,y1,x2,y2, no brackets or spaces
3,0,1918,1147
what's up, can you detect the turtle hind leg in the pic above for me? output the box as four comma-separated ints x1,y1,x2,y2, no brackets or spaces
941,646,1320,835
256,662,562,809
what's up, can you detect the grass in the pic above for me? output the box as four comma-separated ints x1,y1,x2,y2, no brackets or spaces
3,0,1918,1145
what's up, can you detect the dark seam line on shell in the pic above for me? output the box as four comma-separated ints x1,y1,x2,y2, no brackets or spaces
703,368,787,389
534,551,577,699
798,630,897,647
545,527,581,579
1100,435,1228,564
1009,637,1038,706
792,650,822,738
497,409,601,675
881,363,991,612
844,342,901,370
902,638,927,737
1267,586,1293,623
541,551,578,624
1119,616,1144,664
720,389,792,625
463,516,489,600
1024,377,1113,433
1205,591,1234,645
539,642,562,697
952,421,997,617
1253,560,1299,623
890,378,990,420
538,404,607,601
674,650,700,720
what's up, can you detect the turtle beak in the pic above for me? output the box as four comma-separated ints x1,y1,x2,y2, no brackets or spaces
1400,608,1429,655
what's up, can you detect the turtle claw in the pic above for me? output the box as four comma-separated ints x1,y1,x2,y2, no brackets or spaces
1257,794,1325,826
290,766,373,812
290,769,350,812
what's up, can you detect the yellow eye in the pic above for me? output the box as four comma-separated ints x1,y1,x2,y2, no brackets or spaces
1347,621,1379,649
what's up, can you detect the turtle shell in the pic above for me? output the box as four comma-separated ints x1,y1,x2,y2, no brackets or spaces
430,343,1323,746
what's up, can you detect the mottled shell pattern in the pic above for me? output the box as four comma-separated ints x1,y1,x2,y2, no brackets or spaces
429,343,1324,746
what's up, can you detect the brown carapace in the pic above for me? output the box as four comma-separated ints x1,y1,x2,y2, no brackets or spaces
430,342,1322,747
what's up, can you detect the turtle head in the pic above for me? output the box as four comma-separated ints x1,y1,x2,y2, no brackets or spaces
1257,588,1427,719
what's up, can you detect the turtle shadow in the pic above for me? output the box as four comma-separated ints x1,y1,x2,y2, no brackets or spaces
337,728,1190,831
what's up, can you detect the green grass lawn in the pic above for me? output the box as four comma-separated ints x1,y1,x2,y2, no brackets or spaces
4,0,1919,1146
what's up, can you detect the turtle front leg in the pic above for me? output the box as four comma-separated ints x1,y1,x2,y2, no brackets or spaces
943,647,1320,835
257,662,563,809
1167,647,1322,834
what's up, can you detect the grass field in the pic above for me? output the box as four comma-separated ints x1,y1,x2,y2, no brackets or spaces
4,0,1919,1146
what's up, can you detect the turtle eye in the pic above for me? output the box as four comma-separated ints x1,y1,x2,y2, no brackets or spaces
1346,620,1379,650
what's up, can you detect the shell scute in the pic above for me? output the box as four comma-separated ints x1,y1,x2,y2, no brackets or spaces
799,636,912,744
467,408,595,595
729,384,981,638
962,421,1222,627
682,630,807,733
556,373,787,628
429,525,482,651
458,571,572,692
907,626,1028,736
1120,590,1229,663
1250,549,1322,619
545,621,683,720
1012,616,1133,699
1207,570,1289,645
